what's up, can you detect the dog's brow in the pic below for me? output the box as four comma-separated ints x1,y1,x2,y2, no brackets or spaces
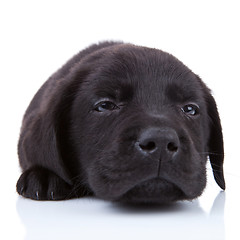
166,84,199,103
95,88,117,100
95,81,133,102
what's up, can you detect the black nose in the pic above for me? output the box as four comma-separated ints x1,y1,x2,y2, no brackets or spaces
136,128,179,158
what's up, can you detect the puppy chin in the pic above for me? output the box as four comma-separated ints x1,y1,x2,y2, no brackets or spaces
114,178,204,204
114,178,184,204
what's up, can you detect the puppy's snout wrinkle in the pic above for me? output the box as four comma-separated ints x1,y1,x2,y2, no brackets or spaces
136,127,179,159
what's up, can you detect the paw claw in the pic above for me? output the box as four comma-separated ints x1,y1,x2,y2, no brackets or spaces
36,191,39,200
50,191,54,200
20,187,24,195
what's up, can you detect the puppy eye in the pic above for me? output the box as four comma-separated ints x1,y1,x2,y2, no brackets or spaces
94,101,119,112
181,104,200,116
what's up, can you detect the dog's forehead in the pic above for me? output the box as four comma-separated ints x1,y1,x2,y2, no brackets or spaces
86,45,203,104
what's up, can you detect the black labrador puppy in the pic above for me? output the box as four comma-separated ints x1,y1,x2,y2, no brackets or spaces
17,42,225,203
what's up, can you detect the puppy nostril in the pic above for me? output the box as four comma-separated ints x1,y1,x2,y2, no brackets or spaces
167,142,178,152
139,141,156,152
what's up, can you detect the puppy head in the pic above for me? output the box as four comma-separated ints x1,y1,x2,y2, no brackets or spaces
59,43,225,203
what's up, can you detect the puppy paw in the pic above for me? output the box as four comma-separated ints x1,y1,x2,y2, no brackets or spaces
16,167,73,200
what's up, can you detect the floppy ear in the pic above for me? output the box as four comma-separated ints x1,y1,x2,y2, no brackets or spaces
18,69,90,188
18,81,75,185
206,92,225,190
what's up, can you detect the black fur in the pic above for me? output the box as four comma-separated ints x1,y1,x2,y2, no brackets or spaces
16,42,225,203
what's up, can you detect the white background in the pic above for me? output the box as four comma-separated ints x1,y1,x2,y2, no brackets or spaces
0,0,239,239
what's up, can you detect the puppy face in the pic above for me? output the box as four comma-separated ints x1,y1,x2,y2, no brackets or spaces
17,42,225,203
68,44,222,203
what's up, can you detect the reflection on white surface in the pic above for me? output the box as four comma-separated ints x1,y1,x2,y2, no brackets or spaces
17,191,225,240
